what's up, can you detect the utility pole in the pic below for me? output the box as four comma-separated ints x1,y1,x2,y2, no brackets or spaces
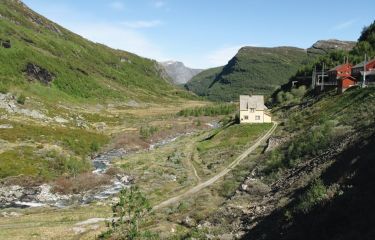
321,62,325,91
362,54,367,88
312,66,316,89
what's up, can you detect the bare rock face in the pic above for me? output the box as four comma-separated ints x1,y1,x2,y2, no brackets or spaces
307,39,356,55
25,63,55,85
160,61,203,84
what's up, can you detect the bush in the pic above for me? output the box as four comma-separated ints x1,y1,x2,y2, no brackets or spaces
291,86,307,98
53,172,111,194
101,186,152,240
296,179,327,214
178,103,236,117
17,94,26,105
262,121,334,175
139,126,158,139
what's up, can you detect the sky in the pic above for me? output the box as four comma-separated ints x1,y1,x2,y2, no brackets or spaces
23,0,375,69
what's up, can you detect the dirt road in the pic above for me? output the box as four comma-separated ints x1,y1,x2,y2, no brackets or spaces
153,122,277,210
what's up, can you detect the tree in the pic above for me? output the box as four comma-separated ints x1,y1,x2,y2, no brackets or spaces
107,186,152,239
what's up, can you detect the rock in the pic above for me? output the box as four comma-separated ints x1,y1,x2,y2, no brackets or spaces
54,116,69,124
159,61,203,84
182,216,197,228
0,39,11,48
120,57,132,63
241,179,271,196
0,124,13,129
265,136,288,152
25,63,55,85
126,100,140,108
94,122,107,131
0,93,49,120
116,174,133,184
307,39,356,55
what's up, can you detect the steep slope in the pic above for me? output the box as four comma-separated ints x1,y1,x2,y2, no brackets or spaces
0,0,189,103
186,47,311,101
160,61,203,85
185,66,223,96
192,87,375,239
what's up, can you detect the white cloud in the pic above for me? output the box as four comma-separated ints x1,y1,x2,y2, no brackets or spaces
109,1,125,11
206,45,243,67
121,20,162,29
154,1,166,8
333,19,357,30
67,22,168,61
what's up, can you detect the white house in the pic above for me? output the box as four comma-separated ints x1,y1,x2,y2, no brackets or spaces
239,95,272,123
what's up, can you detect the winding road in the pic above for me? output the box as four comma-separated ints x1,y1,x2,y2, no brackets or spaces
153,122,277,210
74,122,277,227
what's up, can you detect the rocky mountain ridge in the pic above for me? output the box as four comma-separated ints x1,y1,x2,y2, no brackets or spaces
160,61,203,84
307,39,356,55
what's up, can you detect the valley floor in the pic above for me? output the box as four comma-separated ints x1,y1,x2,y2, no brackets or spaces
0,95,275,239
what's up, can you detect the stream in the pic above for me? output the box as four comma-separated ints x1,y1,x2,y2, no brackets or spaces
0,130,202,209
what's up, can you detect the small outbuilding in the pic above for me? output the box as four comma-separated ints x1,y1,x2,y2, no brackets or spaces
337,76,357,93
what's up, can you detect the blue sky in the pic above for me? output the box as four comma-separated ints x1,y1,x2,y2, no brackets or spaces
23,0,375,69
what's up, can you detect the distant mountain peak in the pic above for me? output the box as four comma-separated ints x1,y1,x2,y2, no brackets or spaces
160,61,203,84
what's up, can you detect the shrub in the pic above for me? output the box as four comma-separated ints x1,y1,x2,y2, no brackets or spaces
17,94,26,105
178,103,236,117
90,141,100,152
291,85,307,98
53,173,111,194
139,126,158,139
296,179,327,214
101,186,152,239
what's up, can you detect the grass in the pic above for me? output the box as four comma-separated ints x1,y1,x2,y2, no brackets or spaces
0,0,194,105
0,147,90,180
0,205,111,240
0,119,108,180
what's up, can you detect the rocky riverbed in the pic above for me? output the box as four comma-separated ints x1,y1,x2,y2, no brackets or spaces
0,148,133,209
0,130,207,209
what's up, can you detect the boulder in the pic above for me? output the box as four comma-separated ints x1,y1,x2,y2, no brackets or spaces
0,39,11,48
25,63,55,85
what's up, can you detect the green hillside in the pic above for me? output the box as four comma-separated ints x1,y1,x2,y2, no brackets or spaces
185,66,223,97
0,0,190,103
186,47,312,101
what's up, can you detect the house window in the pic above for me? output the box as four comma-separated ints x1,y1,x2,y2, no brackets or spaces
250,108,255,113
255,115,261,120
244,115,249,120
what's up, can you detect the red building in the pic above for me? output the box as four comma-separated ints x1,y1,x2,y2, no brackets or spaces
328,63,352,82
352,58,375,80
338,76,357,93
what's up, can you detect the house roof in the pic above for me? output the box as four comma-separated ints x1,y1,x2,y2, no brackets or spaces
353,58,375,69
240,95,268,111
340,76,357,81
328,63,352,72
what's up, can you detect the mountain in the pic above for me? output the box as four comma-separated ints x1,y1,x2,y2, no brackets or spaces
307,39,356,55
0,0,191,103
160,61,203,85
186,46,311,101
